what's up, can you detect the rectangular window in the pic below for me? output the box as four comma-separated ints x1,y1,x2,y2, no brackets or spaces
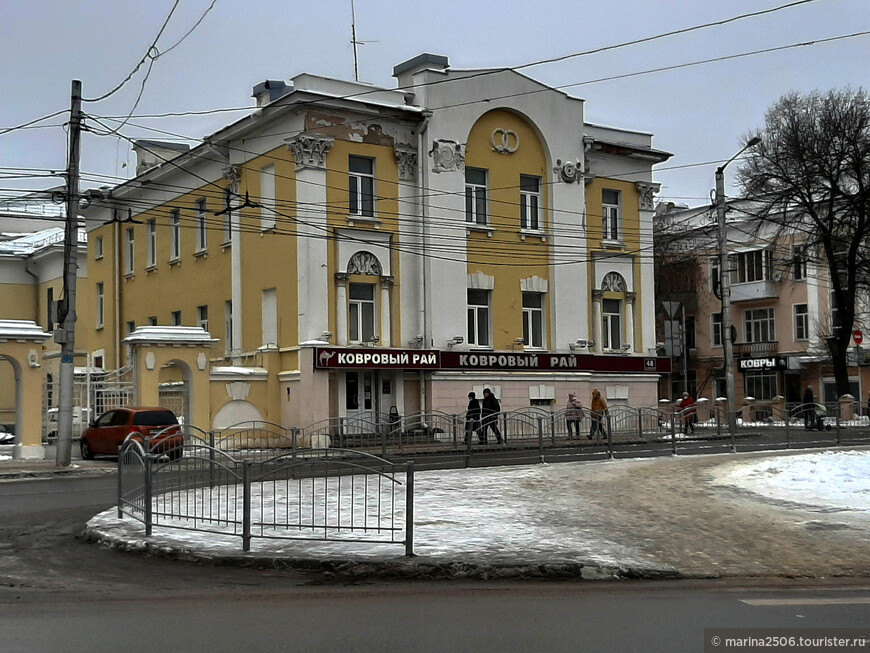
602,298,622,349
195,199,207,252
602,189,621,241
744,307,775,343
794,304,809,341
348,156,375,217
95,235,103,260
147,219,156,268
685,316,696,349
348,283,376,343
126,321,136,336
197,305,209,332
735,249,772,284
712,312,723,347
171,310,182,326
225,301,233,356
46,287,54,330
792,244,806,281
125,228,134,274
744,370,778,401
148,316,158,326
467,289,490,347
96,282,104,328
260,164,276,230
520,175,540,230
523,292,544,349
170,209,181,260
710,257,720,293
262,288,278,347
522,292,544,349
465,168,488,225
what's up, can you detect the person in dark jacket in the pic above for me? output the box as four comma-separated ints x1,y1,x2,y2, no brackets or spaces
480,388,503,444
565,392,583,439
464,392,482,443
802,386,816,430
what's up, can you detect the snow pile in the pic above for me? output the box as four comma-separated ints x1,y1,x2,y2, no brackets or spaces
712,450,870,512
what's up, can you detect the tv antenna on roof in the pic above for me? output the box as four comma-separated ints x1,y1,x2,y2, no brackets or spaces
350,0,377,83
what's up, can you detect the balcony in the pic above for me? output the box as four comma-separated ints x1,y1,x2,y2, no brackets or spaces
730,280,779,303
733,341,778,356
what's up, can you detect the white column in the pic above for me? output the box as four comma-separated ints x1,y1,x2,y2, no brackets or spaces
592,290,603,354
335,274,348,346
625,292,636,352
380,276,393,348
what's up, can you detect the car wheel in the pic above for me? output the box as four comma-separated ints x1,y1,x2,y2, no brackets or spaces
80,438,94,460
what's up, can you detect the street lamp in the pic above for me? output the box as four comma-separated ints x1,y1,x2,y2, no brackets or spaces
716,136,761,444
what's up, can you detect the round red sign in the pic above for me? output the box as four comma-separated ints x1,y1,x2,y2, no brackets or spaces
854,330,864,345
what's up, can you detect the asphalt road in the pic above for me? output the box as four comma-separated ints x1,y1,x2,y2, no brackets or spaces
1,476,869,652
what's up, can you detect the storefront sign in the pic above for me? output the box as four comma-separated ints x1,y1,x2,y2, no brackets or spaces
738,356,787,371
314,347,671,374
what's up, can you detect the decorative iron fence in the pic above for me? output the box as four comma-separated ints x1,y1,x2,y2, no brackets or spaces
118,434,414,555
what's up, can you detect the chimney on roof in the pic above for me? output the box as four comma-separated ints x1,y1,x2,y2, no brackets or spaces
252,80,291,107
392,53,449,88
132,140,190,176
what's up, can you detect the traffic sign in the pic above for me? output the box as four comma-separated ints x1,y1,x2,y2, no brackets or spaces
854,330,864,345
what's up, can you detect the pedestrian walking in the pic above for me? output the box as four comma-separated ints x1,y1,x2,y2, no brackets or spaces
480,388,503,444
589,389,608,440
678,392,696,434
464,392,482,444
565,392,583,439
802,386,816,430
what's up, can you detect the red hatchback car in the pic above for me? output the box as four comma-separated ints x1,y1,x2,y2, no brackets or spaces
79,406,182,459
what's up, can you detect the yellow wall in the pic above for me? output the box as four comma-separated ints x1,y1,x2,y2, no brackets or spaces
0,282,37,322
465,109,550,349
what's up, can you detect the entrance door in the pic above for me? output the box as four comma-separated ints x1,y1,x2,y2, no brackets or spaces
784,374,801,404
345,371,378,433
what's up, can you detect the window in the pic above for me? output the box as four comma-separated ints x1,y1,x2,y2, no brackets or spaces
125,228,134,274
46,287,54,330
710,257,721,293
262,288,277,347
195,199,207,252
744,370,778,401
96,282,104,328
467,289,491,347
148,316,158,326
744,307,775,343
794,304,809,341
260,164,276,230
520,175,540,230
465,168,487,225
146,219,156,268
349,156,374,217
830,288,839,328
602,298,622,350
792,244,807,280
170,209,181,260
171,310,182,326
126,321,136,336
734,249,772,284
522,292,544,349
602,189,621,241
349,283,376,343
95,235,103,260
712,312,723,347
197,305,209,332
225,301,233,356
685,316,696,350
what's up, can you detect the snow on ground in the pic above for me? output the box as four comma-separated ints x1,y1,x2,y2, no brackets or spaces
712,450,870,512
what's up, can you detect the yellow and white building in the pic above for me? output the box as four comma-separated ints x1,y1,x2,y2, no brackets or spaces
70,53,671,431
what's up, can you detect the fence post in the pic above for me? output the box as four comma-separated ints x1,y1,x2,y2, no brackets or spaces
291,427,299,460
117,444,124,518
605,414,613,459
785,405,791,450
550,413,556,446
404,461,415,557
670,413,677,455
242,460,251,553
537,417,545,463
339,418,346,449
209,430,216,489
144,452,153,537
636,410,643,440
835,403,842,446
501,412,508,445
463,415,472,468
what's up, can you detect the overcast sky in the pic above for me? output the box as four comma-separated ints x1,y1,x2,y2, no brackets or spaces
2,0,869,209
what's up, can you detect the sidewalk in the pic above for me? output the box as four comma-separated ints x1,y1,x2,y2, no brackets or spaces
0,453,116,480
79,448,870,581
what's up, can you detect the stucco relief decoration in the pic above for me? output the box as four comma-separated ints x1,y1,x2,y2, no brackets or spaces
490,129,519,155
602,272,628,292
429,140,465,173
286,133,334,170
346,251,382,276
557,160,579,183
635,182,660,211
226,381,251,401
145,352,156,370
222,165,241,193
394,144,418,181
197,352,207,370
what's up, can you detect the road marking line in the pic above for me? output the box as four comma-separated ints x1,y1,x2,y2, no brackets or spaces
741,598,870,606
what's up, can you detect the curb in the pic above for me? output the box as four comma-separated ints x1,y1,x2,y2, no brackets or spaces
81,523,682,582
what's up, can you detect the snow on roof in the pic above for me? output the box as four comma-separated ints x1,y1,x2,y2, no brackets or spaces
0,227,86,255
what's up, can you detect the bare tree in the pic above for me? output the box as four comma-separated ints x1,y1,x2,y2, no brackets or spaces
738,88,870,396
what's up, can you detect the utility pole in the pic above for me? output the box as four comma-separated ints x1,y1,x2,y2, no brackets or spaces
56,80,83,467
715,137,761,444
